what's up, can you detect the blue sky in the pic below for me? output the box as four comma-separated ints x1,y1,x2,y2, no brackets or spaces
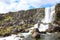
0,0,60,13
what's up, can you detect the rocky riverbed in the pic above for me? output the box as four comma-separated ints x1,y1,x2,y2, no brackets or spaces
0,32,60,40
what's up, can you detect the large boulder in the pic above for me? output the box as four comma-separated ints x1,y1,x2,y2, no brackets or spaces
31,28,40,39
53,26,60,32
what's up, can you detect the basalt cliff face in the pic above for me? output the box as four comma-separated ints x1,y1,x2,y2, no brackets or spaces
55,3,60,26
0,8,45,36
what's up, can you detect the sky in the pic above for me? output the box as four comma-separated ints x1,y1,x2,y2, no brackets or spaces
0,0,60,13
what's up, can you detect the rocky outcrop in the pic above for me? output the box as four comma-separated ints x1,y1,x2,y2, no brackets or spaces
55,3,60,26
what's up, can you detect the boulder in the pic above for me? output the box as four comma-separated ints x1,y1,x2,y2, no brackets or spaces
31,28,40,39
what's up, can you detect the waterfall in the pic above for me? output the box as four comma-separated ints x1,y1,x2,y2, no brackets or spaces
39,6,55,32
42,7,51,23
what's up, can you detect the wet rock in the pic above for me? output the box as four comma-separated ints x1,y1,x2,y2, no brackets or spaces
3,33,11,37
53,26,60,32
31,28,40,39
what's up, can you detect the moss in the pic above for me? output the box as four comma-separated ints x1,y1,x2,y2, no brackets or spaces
4,16,13,21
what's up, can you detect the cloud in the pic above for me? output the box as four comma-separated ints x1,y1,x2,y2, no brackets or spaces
0,0,60,13
26,0,60,8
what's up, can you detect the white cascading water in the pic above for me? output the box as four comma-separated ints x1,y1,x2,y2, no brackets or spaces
39,6,55,32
